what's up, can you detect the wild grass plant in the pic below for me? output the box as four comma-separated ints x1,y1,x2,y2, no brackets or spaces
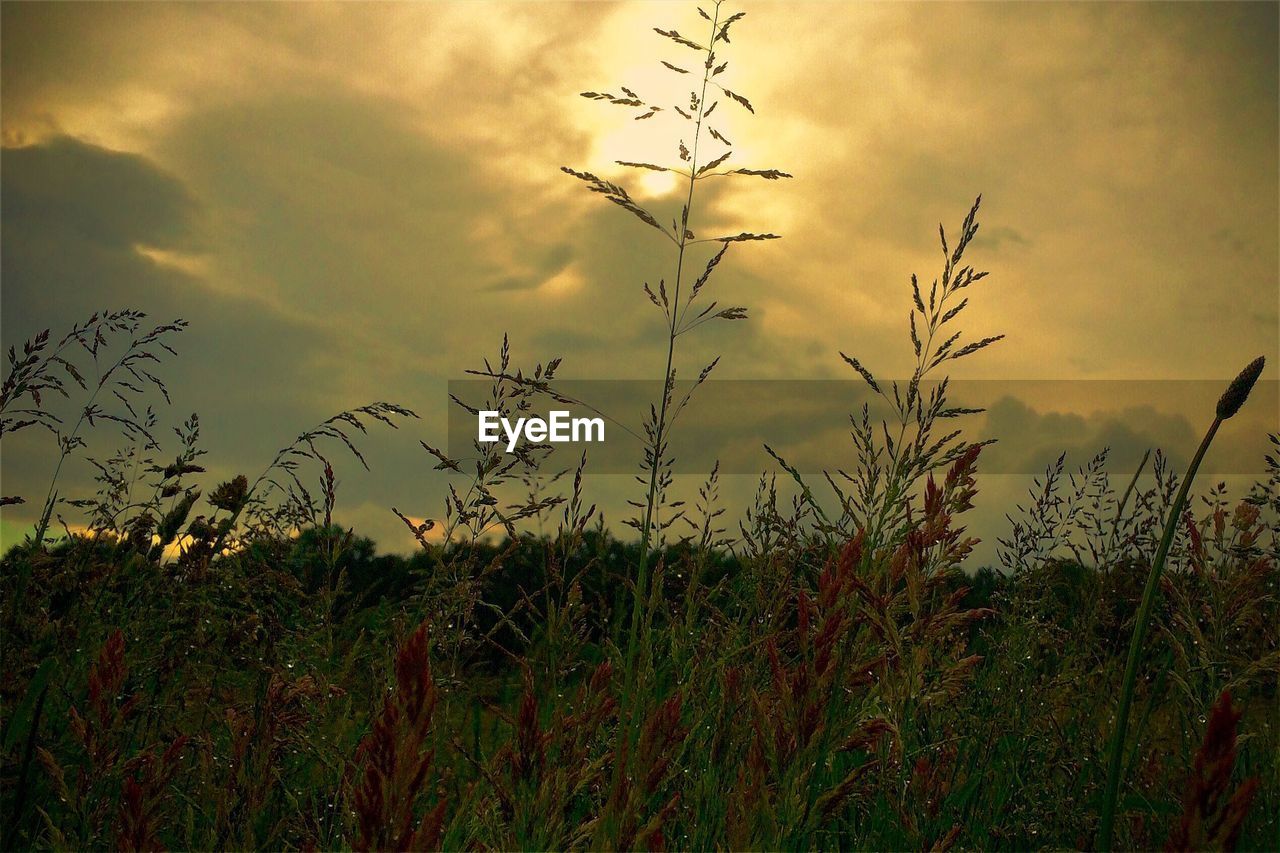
1,3,1277,851
1098,356,1266,850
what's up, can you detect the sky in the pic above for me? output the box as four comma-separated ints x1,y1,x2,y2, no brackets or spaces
2,1,1277,558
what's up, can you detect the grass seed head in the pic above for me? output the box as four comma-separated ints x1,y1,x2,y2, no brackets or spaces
1216,356,1265,420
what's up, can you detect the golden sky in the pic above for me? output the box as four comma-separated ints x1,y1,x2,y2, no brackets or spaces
2,1,1277,552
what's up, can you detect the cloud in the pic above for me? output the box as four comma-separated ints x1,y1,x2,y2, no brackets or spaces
979,390,1276,480
0,136,351,525
483,243,575,293
980,397,1197,477
2,138,199,251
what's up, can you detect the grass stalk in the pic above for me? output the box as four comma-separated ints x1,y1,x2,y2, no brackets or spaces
628,1,722,687
1098,355,1264,850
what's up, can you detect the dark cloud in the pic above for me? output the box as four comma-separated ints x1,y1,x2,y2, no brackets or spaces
3,138,198,251
980,397,1196,478
484,243,574,292
976,226,1031,252
979,393,1276,479
0,135,355,528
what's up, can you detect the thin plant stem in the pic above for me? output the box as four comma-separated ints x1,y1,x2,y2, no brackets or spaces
1099,353,1264,849
1106,447,1151,569
1097,416,1219,850
628,0,722,685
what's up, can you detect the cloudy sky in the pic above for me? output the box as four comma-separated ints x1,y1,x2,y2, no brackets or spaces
2,1,1277,556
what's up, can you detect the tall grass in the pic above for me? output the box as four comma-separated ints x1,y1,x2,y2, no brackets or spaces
1098,355,1266,851
559,0,792,692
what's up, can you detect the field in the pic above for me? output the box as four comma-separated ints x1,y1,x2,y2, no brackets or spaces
2,2,1278,851
2,426,1277,849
